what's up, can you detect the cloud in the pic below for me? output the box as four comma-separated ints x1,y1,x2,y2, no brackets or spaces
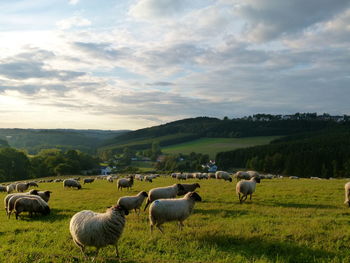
236,0,350,42
146,82,175,86
56,15,91,30
68,0,79,5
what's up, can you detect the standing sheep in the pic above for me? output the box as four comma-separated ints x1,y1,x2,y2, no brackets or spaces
69,205,129,259
16,183,30,192
29,189,52,203
14,197,50,219
215,171,232,182
117,177,134,190
6,184,16,193
144,184,184,211
117,191,148,214
177,183,200,196
0,185,7,192
63,179,82,190
4,190,39,216
344,182,350,207
83,178,95,184
236,176,261,204
149,192,202,233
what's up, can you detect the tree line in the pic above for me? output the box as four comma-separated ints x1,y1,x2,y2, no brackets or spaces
216,129,350,178
0,147,100,182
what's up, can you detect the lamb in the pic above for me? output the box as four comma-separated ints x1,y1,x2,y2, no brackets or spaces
143,184,184,211
215,171,232,182
149,191,202,233
69,205,129,259
236,176,261,204
344,182,350,207
177,183,200,196
15,183,30,192
29,189,52,202
13,197,50,219
117,191,148,214
83,178,95,184
117,177,134,190
7,194,49,218
63,179,82,190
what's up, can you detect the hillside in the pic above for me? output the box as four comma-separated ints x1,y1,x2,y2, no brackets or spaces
99,115,347,154
0,129,128,154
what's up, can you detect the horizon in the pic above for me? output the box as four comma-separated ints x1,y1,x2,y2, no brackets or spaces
1,0,349,130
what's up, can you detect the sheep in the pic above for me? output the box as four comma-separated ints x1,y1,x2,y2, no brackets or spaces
106,176,114,183
144,184,184,211
7,194,49,218
236,176,261,204
135,174,144,181
6,184,16,193
83,178,95,184
16,183,30,192
28,181,39,187
215,171,232,182
208,173,216,179
149,191,202,233
69,205,129,259
63,179,82,190
344,182,350,207
234,171,251,181
176,173,187,180
13,197,50,219
117,191,148,214
54,179,63,183
144,176,153,183
0,185,7,192
177,183,200,196
290,176,299,179
29,189,52,203
4,190,39,215
117,177,134,191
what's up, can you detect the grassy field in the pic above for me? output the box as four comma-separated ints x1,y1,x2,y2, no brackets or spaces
162,136,280,158
1,176,350,263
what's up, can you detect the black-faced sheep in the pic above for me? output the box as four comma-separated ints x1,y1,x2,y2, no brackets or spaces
177,183,200,196
149,192,202,233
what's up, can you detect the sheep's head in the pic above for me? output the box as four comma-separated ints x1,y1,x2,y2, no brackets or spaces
44,190,52,197
188,192,202,202
77,185,82,189
29,189,39,195
229,178,233,182
253,176,261,183
195,183,201,188
176,184,185,191
141,191,148,197
115,205,129,216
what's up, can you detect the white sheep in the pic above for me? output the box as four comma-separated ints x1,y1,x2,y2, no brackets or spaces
344,182,350,207
63,179,82,190
236,176,261,203
29,189,52,203
7,194,49,218
4,190,39,216
0,185,7,192
6,184,16,193
117,191,148,214
149,191,202,233
69,205,129,259
176,173,187,180
144,184,184,211
117,177,134,190
215,171,232,182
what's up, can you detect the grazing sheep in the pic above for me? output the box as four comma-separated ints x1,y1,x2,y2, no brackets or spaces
144,176,153,183
69,205,129,259
236,176,261,204
215,171,232,182
63,179,82,190
117,177,134,191
117,191,148,214
54,179,63,183
208,173,216,179
6,184,16,193
135,174,144,181
344,182,350,207
7,194,49,219
83,178,95,184
13,197,50,219
177,183,200,196
234,171,251,181
144,184,184,211
106,176,114,183
290,176,299,179
176,173,187,180
0,185,7,192
149,192,202,233
29,189,52,203
16,183,30,192
28,181,39,187
4,190,39,215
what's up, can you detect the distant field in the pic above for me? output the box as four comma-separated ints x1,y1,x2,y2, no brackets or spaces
1,176,350,262
162,136,280,158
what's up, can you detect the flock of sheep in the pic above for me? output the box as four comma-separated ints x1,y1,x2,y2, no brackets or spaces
2,170,350,260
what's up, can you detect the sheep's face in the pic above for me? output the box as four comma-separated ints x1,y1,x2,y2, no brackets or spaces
229,178,233,182
115,205,129,216
77,185,82,189
29,190,39,195
189,192,202,202
196,183,201,188
141,191,148,197
253,177,261,183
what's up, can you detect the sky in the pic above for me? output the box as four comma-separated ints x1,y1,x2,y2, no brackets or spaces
0,0,349,130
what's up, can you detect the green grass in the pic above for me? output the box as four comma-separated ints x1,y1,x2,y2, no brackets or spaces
131,161,156,172
1,177,350,262
162,136,280,158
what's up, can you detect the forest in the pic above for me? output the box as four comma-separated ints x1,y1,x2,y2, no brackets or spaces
216,128,350,178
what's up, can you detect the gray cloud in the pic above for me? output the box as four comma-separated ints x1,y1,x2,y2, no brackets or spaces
237,0,350,42
146,82,175,86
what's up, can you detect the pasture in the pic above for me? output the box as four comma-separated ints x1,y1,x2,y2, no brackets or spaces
1,176,350,263
162,136,280,158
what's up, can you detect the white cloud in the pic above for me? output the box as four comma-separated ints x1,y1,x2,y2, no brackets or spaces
56,15,91,30
69,0,79,5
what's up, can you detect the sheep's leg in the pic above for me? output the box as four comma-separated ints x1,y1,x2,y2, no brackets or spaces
115,244,119,258
238,193,241,202
242,195,248,202
92,248,99,262
178,221,184,230
156,224,164,234
144,200,150,211
15,212,19,220
150,224,154,233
